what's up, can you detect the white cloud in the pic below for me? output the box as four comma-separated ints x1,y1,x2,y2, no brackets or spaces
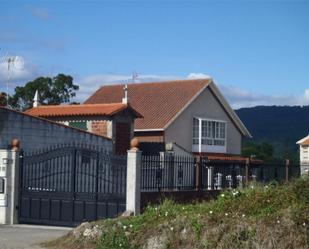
187,73,212,79
218,84,309,109
0,56,35,91
27,6,50,20
303,89,309,103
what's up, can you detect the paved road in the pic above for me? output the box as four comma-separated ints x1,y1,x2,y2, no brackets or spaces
0,225,72,249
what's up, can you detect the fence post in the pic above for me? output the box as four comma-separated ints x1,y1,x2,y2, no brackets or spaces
126,139,142,215
0,139,20,225
195,156,201,191
285,159,290,182
207,165,214,190
245,158,250,186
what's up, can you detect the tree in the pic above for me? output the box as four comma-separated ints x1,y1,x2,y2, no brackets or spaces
242,142,275,162
0,92,7,106
9,74,79,111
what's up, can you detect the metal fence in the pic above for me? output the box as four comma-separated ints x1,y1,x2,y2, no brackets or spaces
141,154,196,191
141,154,301,192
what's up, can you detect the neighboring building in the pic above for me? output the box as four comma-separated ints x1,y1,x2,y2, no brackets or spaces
296,134,309,174
0,106,112,151
26,103,142,154
85,79,251,157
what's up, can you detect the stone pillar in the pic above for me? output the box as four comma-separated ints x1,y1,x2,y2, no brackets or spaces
0,143,20,225
126,138,141,215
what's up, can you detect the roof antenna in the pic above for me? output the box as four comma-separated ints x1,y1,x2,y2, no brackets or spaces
122,84,128,104
2,52,18,108
132,71,139,83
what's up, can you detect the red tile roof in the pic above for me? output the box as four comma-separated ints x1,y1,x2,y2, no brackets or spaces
85,79,211,130
25,103,143,118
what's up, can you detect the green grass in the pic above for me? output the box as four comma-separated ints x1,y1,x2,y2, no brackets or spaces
48,176,309,249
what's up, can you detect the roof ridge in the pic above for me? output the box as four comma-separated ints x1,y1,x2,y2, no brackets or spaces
29,102,125,109
97,78,211,89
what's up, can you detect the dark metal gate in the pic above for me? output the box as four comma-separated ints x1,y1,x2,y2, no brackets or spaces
18,145,127,226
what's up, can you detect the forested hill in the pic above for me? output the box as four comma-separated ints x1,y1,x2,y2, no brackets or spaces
235,105,309,159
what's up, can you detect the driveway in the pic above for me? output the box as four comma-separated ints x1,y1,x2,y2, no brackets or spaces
0,225,72,249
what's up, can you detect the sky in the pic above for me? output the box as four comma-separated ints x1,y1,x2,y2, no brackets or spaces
0,0,308,108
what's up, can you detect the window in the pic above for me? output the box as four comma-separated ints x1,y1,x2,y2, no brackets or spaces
193,118,199,145
193,118,226,147
69,121,87,131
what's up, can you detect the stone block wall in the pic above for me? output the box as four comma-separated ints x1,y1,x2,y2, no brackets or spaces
0,108,112,151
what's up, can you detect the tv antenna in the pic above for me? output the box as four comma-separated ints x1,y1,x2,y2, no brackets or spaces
132,71,140,83
1,52,18,107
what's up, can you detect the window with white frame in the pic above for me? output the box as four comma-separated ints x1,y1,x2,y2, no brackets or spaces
193,118,199,145
193,118,226,147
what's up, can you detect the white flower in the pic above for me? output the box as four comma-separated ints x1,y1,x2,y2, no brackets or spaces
123,225,127,230
170,227,174,231
250,185,254,189
242,214,246,218
277,220,280,224
225,213,229,216
303,222,306,227
209,210,213,214
265,185,269,189
221,194,225,197
155,207,158,211
165,212,168,217
119,244,122,247
129,224,133,228
182,207,185,210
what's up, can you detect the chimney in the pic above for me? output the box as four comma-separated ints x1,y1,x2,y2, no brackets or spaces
33,90,40,108
122,84,128,104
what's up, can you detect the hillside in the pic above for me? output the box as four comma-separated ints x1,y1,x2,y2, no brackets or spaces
45,177,309,249
236,105,309,160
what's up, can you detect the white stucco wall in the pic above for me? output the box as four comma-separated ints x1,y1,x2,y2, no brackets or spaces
164,87,243,155
299,145,309,175
300,145,309,163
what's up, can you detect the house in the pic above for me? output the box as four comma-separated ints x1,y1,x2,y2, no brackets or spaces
296,134,309,174
85,78,251,158
25,99,142,154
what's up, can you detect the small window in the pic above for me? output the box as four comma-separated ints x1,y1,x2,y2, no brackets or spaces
0,178,4,194
69,121,87,130
193,118,199,145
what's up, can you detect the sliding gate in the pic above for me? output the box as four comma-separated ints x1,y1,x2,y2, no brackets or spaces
18,145,127,226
